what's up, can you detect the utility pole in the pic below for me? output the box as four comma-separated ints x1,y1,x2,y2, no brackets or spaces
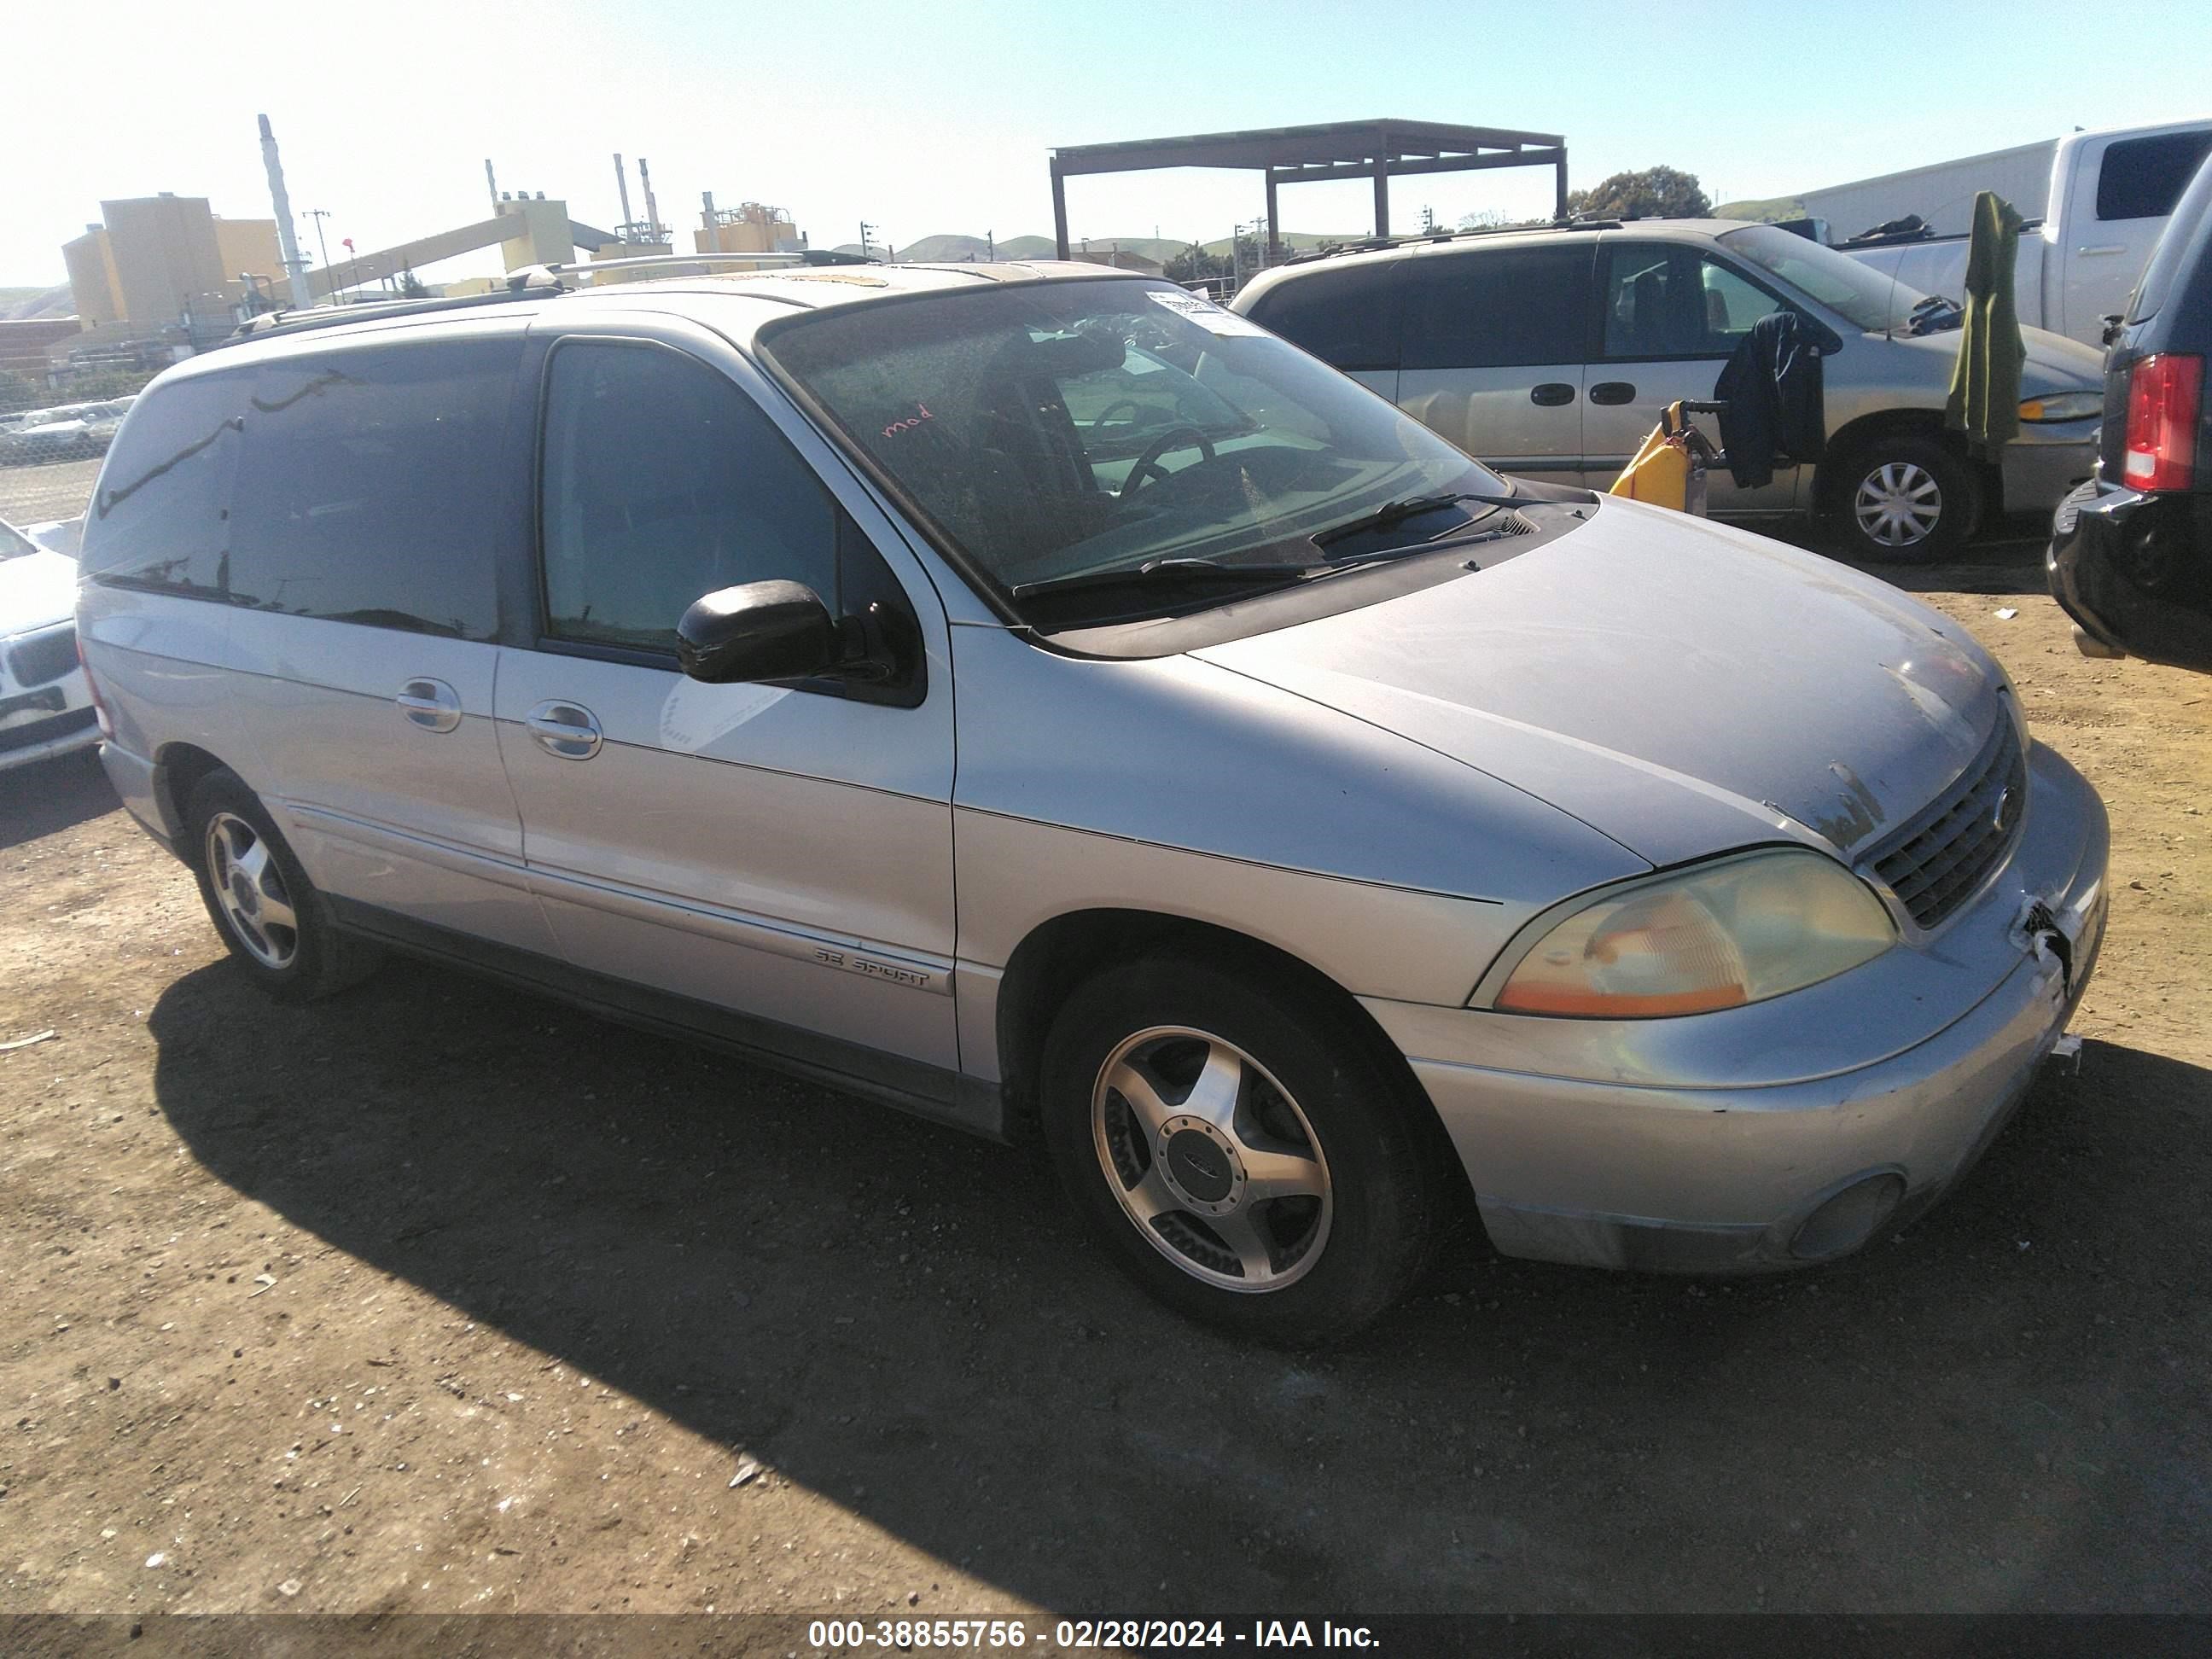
303,209,335,299
859,221,876,260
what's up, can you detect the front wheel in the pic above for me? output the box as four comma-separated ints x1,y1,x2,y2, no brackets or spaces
1040,958,1452,1345
1831,434,1980,563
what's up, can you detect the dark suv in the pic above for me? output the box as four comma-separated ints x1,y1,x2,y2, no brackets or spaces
2049,152,2212,672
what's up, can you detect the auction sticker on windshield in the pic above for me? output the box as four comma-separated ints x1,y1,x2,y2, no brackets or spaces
1145,288,1267,335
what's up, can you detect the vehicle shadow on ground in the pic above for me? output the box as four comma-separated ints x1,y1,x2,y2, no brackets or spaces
0,748,118,850
1779,518,2049,597
148,954,2212,1612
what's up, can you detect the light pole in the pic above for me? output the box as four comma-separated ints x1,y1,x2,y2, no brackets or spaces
303,209,334,303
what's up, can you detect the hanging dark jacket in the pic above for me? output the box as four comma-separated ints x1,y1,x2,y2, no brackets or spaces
1714,311,1828,488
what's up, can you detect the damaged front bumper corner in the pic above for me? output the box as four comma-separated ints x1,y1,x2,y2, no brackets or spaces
1364,739,2109,1274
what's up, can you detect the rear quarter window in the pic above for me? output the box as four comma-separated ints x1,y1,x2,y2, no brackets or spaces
81,370,253,595
1243,263,1400,371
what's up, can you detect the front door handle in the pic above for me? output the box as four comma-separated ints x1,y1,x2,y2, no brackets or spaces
2075,244,2125,256
397,678,462,734
1589,381,1638,405
1529,381,1576,407
525,700,602,760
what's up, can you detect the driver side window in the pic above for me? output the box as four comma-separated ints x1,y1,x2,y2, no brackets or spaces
538,340,839,653
1601,246,1784,359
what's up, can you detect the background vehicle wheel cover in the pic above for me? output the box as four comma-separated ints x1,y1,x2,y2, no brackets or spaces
205,812,300,970
1091,1027,1333,1293
1853,460,1943,549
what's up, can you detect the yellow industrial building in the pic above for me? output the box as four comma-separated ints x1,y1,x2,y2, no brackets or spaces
62,196,284,327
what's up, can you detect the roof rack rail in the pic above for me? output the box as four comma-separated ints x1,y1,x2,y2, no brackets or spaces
1281,215,1626,267
218,248,881,347
223,271,570,346
536,247,879,280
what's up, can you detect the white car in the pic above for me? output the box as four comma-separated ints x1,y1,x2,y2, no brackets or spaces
1,518,100,770
0,399,131,467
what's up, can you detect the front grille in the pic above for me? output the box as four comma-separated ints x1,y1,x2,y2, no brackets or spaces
7,623,78,688
1866,715,2028,931
0,704,96,756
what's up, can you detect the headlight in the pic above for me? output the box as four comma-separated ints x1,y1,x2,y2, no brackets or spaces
2017,392,2102,423
1493,849,1896,1018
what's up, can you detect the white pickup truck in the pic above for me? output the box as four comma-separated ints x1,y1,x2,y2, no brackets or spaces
1839,119,2212,347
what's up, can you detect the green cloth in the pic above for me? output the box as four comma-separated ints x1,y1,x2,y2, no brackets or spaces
1944,189,2026,461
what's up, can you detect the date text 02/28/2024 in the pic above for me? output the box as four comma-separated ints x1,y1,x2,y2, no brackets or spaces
806,1618,1380,1650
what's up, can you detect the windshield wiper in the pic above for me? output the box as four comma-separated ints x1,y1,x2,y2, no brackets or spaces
1903,294,1963,335
1310,491,1529,549
1011,556,1328,604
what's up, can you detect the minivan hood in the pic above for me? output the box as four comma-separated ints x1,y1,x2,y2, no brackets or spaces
1194,501,2005,869
1890,321,2104,393
0,548,77,632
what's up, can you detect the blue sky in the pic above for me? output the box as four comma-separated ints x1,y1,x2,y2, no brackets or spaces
9,0,2209,288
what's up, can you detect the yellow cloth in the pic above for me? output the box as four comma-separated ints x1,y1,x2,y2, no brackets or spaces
1609,422,1691,509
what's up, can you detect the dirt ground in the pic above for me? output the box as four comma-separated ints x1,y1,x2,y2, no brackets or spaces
3,527,2209,1629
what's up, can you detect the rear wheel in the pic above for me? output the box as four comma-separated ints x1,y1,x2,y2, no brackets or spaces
183,769,381,1002
1040,958,1450,1345
1831,433,1979,563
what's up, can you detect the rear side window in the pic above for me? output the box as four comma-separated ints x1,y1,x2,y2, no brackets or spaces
1398,246,1590,370
82,370,252,596
1244,262,1400,371
2097,131,2212,222
2128,148,2212,323
225,339,520,638
538,340,839,652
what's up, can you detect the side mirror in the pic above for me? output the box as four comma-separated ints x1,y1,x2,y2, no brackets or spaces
676,580,836,684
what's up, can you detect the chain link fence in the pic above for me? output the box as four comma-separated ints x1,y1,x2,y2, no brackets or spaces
0,454,102,541
0,375,147,539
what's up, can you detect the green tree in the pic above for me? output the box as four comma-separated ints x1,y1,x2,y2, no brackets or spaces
1566,166,1713,221
1165,242,1226,283
395,269,430,300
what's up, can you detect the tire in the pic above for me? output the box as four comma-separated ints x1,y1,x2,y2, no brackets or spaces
183,768,382,1002
1830,433,1980,564
1039,957,1452,1345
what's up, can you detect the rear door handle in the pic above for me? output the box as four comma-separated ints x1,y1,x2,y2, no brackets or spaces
525,699,602,760
1589,381,1638,405
1529,382,1576,406
2075,244,2125,256
397,678,462,734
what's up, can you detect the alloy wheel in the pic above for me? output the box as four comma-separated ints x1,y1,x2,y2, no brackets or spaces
204,812,300,970
1091,1026,1333,1292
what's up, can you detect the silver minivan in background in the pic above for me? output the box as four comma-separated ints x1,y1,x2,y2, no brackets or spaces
77,264,2106,1342
1235,220,2106,562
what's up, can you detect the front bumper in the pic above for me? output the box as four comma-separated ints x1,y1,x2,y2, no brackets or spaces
2048,477,2212,672
0,661,99,773
2000,422,2097,516
1367,741,2109,1272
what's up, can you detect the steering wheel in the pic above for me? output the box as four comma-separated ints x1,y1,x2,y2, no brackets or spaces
1091,399,1147,434
1119,425,1216,498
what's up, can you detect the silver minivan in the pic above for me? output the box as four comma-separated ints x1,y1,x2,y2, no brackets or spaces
77,264,2107,1342
1235,221,2106,562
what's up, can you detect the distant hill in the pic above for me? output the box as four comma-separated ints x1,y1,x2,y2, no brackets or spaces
830,230,1372,265
1714,197,1805,224
3,285,73,322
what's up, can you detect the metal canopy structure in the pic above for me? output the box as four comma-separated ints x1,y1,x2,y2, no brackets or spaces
1048,119,1569,259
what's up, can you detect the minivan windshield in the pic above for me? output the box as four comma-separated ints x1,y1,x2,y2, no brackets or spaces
1718,223,1932,333
760,278,1507,621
